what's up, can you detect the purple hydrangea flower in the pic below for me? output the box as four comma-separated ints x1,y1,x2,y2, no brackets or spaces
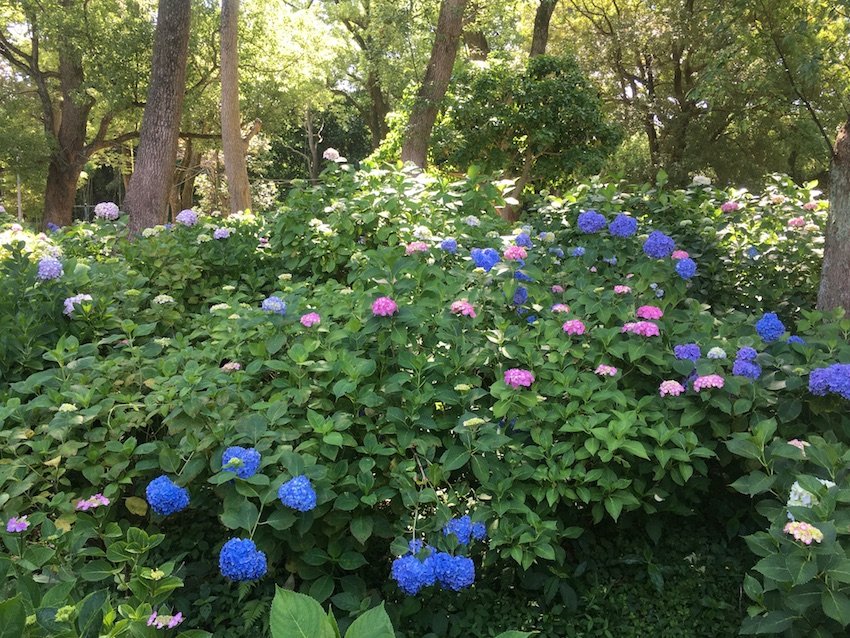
37,256,63,281
756,312,785,342
676,258,697,280
608,214,638,238
577,211,606,234
643,231,676,259
175,209,198,227
674,343,701,361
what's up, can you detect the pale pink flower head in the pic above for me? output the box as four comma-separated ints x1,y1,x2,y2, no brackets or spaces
300,312,321,327
595,364,618,377
551,285,564,294
221,361,241,372
803,201,818,211
783,521,823,545
589,266,598,273
562,319,586,336
671,250,690,260
551,303,570,313
636,305,663,320
10,223,23,232
621,321,660,337
372,296,398,317
721,201,740,213
168,613,184,629
613,285,631,295
693,374,724,391
405,241,429,255
504,368,534,389
147,612,158,627
659,380,685,397
6,516,29,533
504,245,527,261
76,493,111,511
788,216,806,228
787,439,810,455
450,300,476,318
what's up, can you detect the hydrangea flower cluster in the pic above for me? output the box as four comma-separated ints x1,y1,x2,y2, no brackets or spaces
571,247,586,257
213,227,231,240
693,374,724,391
261,296,286,315
442,515,487,545
405,241,429,255
219,538,267,582
577,210,607,234
450,300,476,318
551,284,564,294
222,447,261,479
513,286,528,306
372,296,398,317
732,347,762,379
145,476,190,516
562,319,586,335
720,201,740,213
671,250,690,260
440,238,458,254
152,294,175,305
808,363,850,400
674,344,701,361
470,247,500,271
787,479,835,515
37,256,63,281
659,380,685,397
675,258,697,280
636,305,663,320
595,364,618,377
391,544,475,595
63,293,92,316
783,521,824,545
614,285,631,294
147,611,184,630
503,245,527,261
755,312,785,342
787,439,810,454
278,475,317,512
608,214,638,237
515,232,533,248
300,312,321,327
787,216,805,228
622,321,660,337
175,209,198,226
552,303,570,313
707,347,727,360
642,231,676,259
504,368,534,389
94,201,120,220
6,516,29,532
75,493,110,511
221,362,241,372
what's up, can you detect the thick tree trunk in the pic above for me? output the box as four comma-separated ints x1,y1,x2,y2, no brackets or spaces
44,159,84,226
124,0,192,233
818,118,850,313
220,0,252,214
400,0,469,168
530,0,558,57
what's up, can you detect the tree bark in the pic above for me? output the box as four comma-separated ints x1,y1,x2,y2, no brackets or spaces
220,0,252,214
530,0,558,57
124,0,192,233
400,0,469,168
366,69,389,149
817,118,850,314
463,30,489,60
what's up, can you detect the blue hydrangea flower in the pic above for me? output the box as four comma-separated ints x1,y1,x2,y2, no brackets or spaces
145,475,189,516
391,552,436,595
756,312,785,342
514,270,533,282
643,231,676,259
277,475,317,512
443,516,473,544
674,344,701,361
471,248,500,272
809,364,850,400
440,238,457,254
218,538,267,582
37,256,64,281
515,232,533,248
733,359,762,380
549,247,564,258
261,296,286,315
745,246,759,259
676,258,697,280
577,211,607,234
736,347,758,361
471,522,486,540
513,286,528,306
221,446,261,479
571,247,586,257
46,222,60,232
608,214,638,238
526,314,537,324
603,256,618,266
787,336,806,345
431,552,475,591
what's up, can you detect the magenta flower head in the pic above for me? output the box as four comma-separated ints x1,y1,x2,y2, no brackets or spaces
405,241,429,255
300,312,321,327
503,245,527,261
6,516,29,533
720,201,740,213
787,216,806,228
595,364,618,377
636,305,663,320
372,296,398,317
450,300,476,318
504,368,534,389
76,493,110,511
621,321,660,337
659,380,685,397
671,250,690,260
562,319,586,336
693,374,724,391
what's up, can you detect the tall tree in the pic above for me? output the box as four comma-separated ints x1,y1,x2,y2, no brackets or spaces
400,0,469,167
124,0,192,232
818,119,850,313
530,0,558,56
220,0,252,213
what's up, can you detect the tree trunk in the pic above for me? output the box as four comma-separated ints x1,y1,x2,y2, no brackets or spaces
220,0,252,214
463,30,489,60
400,0,469,168
530,0,558,57
817,118,850,313
179,140,202,211
124,0,192,233
44,159,84,226
305,108,321,182
366,69,389,149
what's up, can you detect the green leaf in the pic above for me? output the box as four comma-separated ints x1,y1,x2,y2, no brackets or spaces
308,576,334,603
0,596,26,638
344,603,394,638
618,440,649,459
822,589,850,626
270,587,335,638
77,589,106,638
730,471,774,496
828,559,850,584
739,611,794,634
79,560,118,582
787,555,818,586
350,516,373,545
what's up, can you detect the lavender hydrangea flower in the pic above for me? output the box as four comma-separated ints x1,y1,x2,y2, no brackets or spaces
440,238,458,254
261,296,286,315
175,209,198,227
809,364,850,400
37,256,63,281
63,293,92,316
674,343,701,361
94,202,120,221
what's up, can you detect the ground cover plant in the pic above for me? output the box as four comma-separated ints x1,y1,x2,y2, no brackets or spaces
1,164,849,636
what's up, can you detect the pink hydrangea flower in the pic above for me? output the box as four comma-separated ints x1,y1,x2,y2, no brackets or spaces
551,304,570,313
613,285,631,295
589,266,598,273
6,516,29,533
788,216,806,228
621,321,660,337
803,202,818,211
562,319,586,335
504,368,534,389
504,245,527,261
693,374,724,391
405,241,429,255
450,300,476,318
659,380,685,397
75,493,110,511
595,364,618,377
300,312,321,327
721,201,740,213
372,297,398,317
783,521,823,545
10,223,23,232
551,285,564,294
671,250,690,260
221,362,241,372
636,305,663,320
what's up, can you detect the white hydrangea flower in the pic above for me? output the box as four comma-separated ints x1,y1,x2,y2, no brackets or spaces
152,294,175,305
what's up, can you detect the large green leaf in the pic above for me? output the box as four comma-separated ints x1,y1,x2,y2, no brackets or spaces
0,596,26,638
270,587,335,638
822,589,850,626
344,603,394,638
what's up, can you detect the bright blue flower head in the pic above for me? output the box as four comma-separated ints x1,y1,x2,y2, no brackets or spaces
674,344,701,361
391,552,436,595
577,211,606,234
145,475,189,516
515,233,533,248
440,238,458,254
513,286,528,306
219,538,267,582
643,231,676,259
471,522,487,540
471,248,500,272
787,335,806,345
809,364,850,400
745,246,759,259
571,247,586,257
733,359,762,380
431,552,475,591
278,475,317,512
514,270,533,282
736,347,758,361
261,296,286,315
608,214,638,238
549,247,564,258
676,258,697,280
442,515,487,545
756,312,785,342
221,446,261,479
